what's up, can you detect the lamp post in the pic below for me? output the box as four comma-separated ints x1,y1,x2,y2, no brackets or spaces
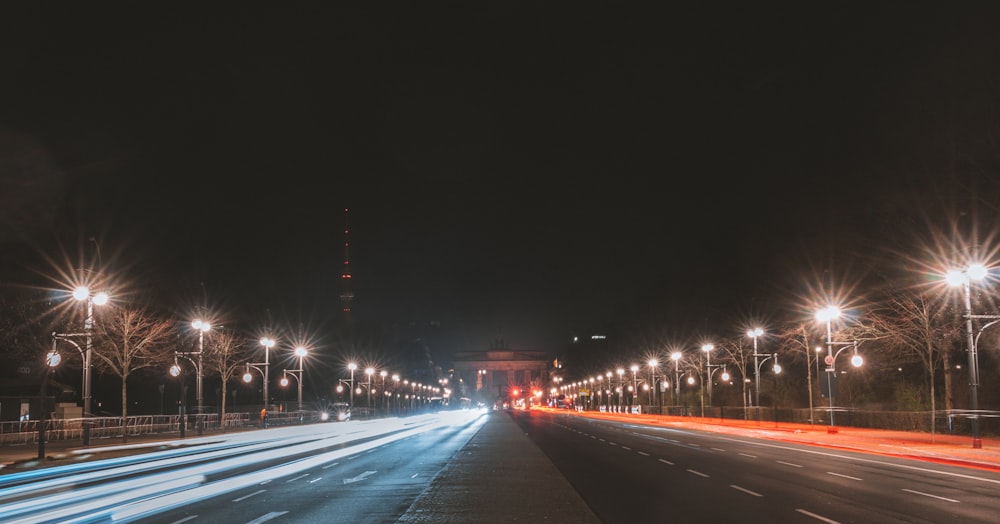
169,358,190,437
189,319,211,416
365,367,374,412
71,286,108,446
751,352,781,423
615,368,624,412
747,327,764,421
294,346,308,412
945,263,992,449
816,305,864,433
347,363,357,409
701,344,715,409
38,345,62,459
647,360,658,410
256,337,275,409
671,352,682,409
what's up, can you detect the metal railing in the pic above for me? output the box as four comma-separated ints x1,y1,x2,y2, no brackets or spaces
0,413,252,446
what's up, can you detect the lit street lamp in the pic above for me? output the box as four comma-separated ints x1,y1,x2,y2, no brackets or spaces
671,352,682,408
70,286,108,446
701,344,715,409
747,327,765,421
945,263,994,449
38,345,62,459
816,305,862,433
188,319,211,418
365,367,375,411
281,346,309,412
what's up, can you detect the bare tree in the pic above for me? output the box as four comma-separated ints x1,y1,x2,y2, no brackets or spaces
203,328,254,431
867,288,961,434
777,322,822,425
92,302,176,442
716,336,751,419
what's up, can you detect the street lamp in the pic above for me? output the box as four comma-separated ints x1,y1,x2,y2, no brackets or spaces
70,285,108,446
701,344,715,410
945,263,993,449
38,345,62,459
671,352,682,409
294,346,308,412
647,359,658,410
747,327,765,421
255,337,275,409
365,367,374,411
189,319,211,417
629,365,639,412
816,305,863,433
751,352,781,423
347,363,357,409
616,368,624,412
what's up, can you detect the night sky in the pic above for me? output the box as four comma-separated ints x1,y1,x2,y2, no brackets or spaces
4,2,1000,364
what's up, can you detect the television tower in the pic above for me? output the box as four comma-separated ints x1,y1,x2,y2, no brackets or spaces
340,208,354,314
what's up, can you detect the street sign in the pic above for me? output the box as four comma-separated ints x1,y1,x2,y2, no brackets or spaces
824,355,834,366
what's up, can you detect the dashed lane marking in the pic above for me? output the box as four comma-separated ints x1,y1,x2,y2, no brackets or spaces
902,489,959,503
827,472,862,481
796,509,839,524
730,485,762,497
233,489,267,502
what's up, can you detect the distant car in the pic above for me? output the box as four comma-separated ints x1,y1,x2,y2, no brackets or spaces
327,402,351,421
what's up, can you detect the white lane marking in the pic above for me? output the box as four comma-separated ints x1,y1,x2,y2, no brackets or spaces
686,469,710,478
621,446,632,450
168,517,198,524
608,442,617,446
322,462,340,469
705,433,1000,485
598,438,606,442
688,443,700,447
259,479,271,485
827,472,862,481
637,451,650,456
739,453,757,458
590,435,597,439
796,509,840,523
343,470,377,484
247,512,288,523
777,461,803,468
902,489,959,503
308,477,323,483
411,473,419,478
233,489,266,502
658,458,674,466
711,447,725,452
286,474,308,482
730,484,762,497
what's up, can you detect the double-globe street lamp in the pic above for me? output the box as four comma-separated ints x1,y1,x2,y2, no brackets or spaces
944,263,997,449
747,328,782,422
816,305,863,433
70,286,109,446
280,346,309,413
38,346,62,459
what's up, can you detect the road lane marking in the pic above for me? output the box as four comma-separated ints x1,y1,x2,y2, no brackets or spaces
827,472,862,481
637,451,649,456
621,446,631,450
233,489,266,502
730,485,762,497
343,470,377,484
902,489,959,503
598,438,606,442
658,458,674,466
608,442,617,446
686,469,709,478
411,473,419,478
308,477,323,483
777,461,803,468
739,453,757,458
168,517,198,524
286,474,309,482
688,443,700,447
247,511,288,523
711,447,726,452
796,509,839,523
322,462,340,469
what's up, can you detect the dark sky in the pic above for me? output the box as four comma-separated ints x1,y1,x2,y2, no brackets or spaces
4,2,1000,358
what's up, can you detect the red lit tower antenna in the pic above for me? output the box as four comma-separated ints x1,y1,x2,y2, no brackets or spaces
340,208,354,313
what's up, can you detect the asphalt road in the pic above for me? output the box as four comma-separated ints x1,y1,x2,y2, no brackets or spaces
511,409,1000,523
0,412,489,524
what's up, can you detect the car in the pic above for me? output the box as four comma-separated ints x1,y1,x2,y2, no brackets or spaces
326,402,351,421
